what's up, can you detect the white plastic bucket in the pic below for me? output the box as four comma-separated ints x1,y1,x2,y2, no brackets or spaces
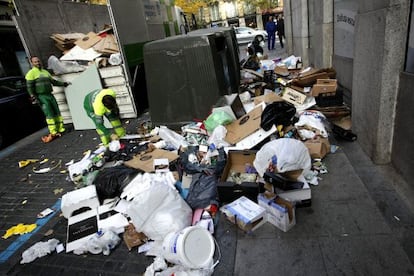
162,226,215,269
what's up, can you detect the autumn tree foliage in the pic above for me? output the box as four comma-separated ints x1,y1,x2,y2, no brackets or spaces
175,0,280,14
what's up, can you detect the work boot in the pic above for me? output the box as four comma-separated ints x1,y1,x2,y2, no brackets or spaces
41,133,60,143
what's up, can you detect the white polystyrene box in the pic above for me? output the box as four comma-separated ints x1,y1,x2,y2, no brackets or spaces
61,185,100,218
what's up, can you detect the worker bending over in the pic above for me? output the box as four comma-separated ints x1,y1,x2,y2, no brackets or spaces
83,88,126,145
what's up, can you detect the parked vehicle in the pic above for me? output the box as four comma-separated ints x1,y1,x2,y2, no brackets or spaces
234,26,268,44
0,76,46,149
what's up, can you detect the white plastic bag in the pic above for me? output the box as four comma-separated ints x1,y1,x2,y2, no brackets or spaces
127,181,192,241
21,239,59,264
87,229,121,255
294,110,328,138
47,55,85,75
207,125,230,148
158,126,189,150
108,53,122,65
253,138,311,177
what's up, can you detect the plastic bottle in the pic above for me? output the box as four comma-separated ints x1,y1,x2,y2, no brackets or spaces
101,230,121,256
87,231,103,254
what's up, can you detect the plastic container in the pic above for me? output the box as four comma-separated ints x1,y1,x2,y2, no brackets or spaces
162,226,215,269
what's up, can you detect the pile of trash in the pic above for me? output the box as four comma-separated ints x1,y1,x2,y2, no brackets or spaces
47,25,122,75
14,53,357,275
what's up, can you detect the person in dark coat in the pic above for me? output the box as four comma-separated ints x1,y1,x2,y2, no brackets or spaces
276,15,285,48
265,16,277,51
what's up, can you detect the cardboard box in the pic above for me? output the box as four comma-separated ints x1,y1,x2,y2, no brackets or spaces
66,209,98,253
66,201,131,253
61,185,100,219
225,105,263,145
220,150,257,183
220,196,267,232
124,149,179,172
304,137,331,159
292,72,330,87
257,193,296,232
219,150,260,203
97,203,129,234
282,87,307,106
311,79,337,96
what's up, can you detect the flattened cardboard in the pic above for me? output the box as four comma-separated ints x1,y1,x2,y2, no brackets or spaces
274,65,289,77
75,32,102,50
225,105,263,145
253,93,284,105
123,223,147,251
124,149,179,172
331,115,352,130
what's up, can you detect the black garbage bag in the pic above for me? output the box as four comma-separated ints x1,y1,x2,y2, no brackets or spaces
178,146,227,177
185,172,219,210
260,101,296,131
93,165,139,203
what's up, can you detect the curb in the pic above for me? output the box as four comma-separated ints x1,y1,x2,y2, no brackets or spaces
0,127,49,161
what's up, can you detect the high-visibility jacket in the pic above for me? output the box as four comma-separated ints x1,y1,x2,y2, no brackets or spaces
25,67,65,96
84,89,125,145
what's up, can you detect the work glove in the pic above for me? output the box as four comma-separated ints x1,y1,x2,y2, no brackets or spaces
30,95,39,105
63,82,71,87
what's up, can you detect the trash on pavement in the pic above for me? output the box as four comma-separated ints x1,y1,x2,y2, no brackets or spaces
258,193,296,232
220,196,266,233
61,185,100,219
126,180,192,241
37,208,55,219
20,238,60,264
32,159,62,174
2,223,37,239
18,159,39,168
123,223,148,251
162,226,215,269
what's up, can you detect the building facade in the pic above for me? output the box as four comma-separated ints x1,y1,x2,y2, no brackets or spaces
197,0,283,30
284,0,414,186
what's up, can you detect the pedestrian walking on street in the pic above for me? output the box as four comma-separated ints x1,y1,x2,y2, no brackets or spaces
83,88,126,146
277,15,285,48
265,16,277,51
25,56,70,143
